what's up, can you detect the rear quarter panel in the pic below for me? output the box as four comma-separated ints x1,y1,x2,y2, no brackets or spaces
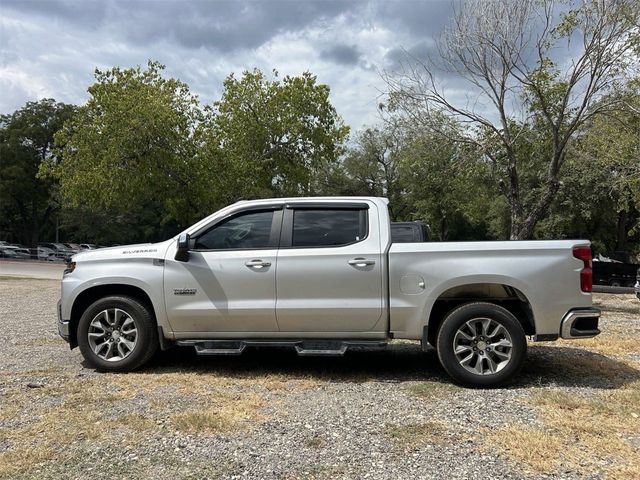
388,240,593,339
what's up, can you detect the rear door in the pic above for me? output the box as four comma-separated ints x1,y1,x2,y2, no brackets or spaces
275,202,384,334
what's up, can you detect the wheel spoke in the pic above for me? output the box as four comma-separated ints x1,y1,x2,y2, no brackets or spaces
121,318,136,335
93,341,108,355
489,338,512,349
465,320,479,337
460,352,475,365
455,330,474,341
492,349,511,360
473,356,485,374
116,342,127,358
481,318,491,336
120,337,135,351
455,344,472,355
487,323,503,338
485,354,498,373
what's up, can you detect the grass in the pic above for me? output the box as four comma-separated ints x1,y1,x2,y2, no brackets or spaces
387,421,449,451
0,371,272,477
489,293,640,479
406,381,461,399
171,394,265,434
491,382,640,478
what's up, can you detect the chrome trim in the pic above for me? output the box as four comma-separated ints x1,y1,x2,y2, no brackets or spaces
560,308,601,339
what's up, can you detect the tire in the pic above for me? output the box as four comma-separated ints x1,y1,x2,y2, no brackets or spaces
77,295,158,372
609,280,621,287
436,302,527,388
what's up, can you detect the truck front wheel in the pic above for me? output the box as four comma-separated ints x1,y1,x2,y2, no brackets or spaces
436,302,527,387
77,295,158,372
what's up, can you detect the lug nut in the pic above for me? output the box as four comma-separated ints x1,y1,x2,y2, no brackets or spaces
479,351,484,355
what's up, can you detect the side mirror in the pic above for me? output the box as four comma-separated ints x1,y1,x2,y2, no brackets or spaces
175,233,190,262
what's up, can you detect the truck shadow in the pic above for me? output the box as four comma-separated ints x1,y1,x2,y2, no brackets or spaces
146,343,640,390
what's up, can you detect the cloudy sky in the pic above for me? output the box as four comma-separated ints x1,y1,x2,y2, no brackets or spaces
0,0,456,129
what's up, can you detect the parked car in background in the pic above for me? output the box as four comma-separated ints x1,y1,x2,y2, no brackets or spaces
64,243,83,252
593,258,639,287
38,246,60,261
39,242,74,260
635,267,639,301
0,247,20,258
1,246,31,259
80,244,98,250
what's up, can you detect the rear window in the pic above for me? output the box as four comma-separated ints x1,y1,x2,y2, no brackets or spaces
391,225,416,242
292,209,367,247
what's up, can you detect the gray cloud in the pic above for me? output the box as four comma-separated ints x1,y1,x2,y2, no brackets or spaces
2,0,357,53
0,0,462,127
320,44,363,66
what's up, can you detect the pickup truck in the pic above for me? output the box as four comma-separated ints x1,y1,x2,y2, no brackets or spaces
58,197,600,387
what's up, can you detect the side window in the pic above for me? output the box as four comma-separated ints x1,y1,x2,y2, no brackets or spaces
194,210,275,250
391,225,416,243
292,209,367,247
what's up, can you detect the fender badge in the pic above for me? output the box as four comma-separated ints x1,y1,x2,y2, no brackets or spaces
173,288,197,295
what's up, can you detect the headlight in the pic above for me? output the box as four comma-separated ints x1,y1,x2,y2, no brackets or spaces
63,261,76,275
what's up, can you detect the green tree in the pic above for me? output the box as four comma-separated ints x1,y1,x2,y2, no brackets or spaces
203,69,349,201
547,78,640,254
0,99,76,246
45,61,214,227
332,125,408,220
397,120,494,240
386,0,639,239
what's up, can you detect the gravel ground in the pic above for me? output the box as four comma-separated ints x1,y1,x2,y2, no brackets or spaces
0,278,638,479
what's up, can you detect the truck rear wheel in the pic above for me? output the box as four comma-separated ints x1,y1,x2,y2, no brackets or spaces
77,295,158,372
436,302,527,387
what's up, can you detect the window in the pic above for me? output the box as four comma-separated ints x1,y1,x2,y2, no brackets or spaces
292,209,367,247
391,225,416,243
194,210,275,250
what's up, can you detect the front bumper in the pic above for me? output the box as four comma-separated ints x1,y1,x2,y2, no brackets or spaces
57,299,70,342
560,308,601,339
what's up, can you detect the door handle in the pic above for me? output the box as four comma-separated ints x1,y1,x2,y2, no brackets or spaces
245,259,271,269
348,258,375,267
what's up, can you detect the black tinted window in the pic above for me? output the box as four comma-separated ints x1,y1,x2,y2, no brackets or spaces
195,211,274,250
292,209,367,247
391,226,416,242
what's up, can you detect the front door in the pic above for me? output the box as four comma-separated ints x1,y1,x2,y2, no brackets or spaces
164,208,282,334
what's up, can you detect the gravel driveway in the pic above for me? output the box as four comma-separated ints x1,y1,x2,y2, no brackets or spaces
1,278,638,479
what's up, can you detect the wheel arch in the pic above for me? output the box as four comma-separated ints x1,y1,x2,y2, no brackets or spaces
425,282,536,346
68,284,157,348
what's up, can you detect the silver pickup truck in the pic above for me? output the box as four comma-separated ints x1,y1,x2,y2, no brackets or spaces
58,197,600,386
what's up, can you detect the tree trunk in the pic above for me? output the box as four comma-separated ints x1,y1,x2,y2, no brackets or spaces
616,210,628,252
513,179,561,240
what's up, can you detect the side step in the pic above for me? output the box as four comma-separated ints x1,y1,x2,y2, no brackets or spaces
176,340,387,357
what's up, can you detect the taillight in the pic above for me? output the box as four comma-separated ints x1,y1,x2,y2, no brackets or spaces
573,246,592,292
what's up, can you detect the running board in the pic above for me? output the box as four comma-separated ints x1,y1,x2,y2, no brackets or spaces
176,340,387,357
